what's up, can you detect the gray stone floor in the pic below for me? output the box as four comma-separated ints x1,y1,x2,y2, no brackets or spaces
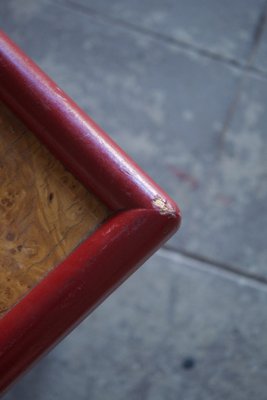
1,0,267,398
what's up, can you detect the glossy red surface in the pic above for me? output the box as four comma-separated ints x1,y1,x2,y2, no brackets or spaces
0,30,181,394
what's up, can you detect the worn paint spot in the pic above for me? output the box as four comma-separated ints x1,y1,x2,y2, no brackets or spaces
152,196,176,216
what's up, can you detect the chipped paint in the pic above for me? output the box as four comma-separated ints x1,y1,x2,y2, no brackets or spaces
152,196,176,216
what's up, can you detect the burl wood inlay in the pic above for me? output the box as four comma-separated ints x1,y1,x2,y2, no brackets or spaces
0,102,109,317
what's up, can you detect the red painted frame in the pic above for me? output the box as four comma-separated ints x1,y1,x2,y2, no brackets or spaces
0,30,181,395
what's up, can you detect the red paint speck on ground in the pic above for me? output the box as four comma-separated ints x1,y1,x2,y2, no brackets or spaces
169,166,199,189
215,194,234,206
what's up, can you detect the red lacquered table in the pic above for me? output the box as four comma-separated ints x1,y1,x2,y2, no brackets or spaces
0,30,181,396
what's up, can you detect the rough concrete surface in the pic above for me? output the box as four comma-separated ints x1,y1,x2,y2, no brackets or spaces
1,0,267,399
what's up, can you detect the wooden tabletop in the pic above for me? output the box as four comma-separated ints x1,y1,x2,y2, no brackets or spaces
0,102,109,317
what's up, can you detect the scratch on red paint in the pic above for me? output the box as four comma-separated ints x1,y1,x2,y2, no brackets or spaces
168,166,199,189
